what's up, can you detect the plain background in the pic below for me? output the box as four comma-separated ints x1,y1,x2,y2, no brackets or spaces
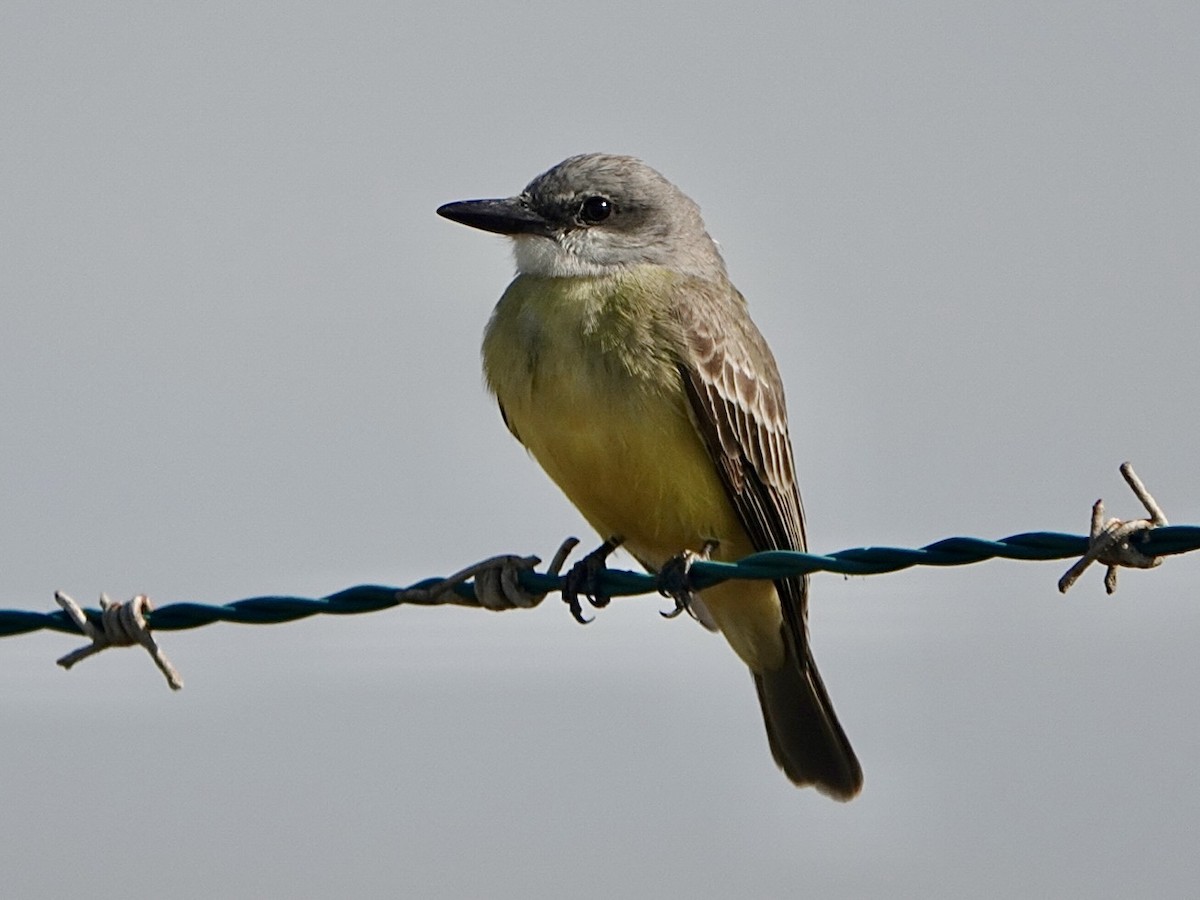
2,3,1198,897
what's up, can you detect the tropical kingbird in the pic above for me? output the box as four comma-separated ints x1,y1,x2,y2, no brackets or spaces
437,153,862,799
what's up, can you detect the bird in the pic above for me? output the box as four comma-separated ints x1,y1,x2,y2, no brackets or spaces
437,153,862,799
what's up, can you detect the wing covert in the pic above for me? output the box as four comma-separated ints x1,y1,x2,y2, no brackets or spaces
671,279,810,623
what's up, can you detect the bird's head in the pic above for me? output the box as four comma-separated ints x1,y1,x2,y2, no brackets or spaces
438,153,726,280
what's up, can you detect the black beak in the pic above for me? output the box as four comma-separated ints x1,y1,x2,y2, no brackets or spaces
436,197,551,237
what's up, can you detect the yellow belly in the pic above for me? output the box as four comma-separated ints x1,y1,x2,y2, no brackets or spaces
507,372,784,672
519,381,741,563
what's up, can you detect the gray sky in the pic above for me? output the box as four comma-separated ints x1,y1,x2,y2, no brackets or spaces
3,2,1199,897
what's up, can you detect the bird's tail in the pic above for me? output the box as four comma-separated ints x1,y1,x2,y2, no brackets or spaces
753,630,863,800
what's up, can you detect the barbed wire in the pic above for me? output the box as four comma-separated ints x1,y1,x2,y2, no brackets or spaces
2,463,1194,688
6,526,1199,640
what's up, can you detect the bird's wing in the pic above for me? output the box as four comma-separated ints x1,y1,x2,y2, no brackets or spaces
671,279,810,627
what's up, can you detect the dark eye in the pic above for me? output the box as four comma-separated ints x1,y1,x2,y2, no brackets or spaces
579,196,613,225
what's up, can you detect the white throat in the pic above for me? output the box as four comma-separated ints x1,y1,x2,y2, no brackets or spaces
512,234,620,278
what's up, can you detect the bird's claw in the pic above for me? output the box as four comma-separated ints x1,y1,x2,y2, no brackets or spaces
562,536,623,624
657,540,718,621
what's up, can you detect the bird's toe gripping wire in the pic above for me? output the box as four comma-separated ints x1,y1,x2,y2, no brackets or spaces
562,536,624,624
657,540,719,621
1058,462,1168,595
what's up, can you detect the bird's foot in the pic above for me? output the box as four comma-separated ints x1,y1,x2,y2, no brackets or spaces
658,540,719,620
562,535,624,624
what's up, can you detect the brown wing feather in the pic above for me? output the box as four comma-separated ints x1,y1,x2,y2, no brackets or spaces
671,279,809,640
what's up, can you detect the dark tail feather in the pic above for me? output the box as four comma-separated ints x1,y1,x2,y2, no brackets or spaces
753,632,862,800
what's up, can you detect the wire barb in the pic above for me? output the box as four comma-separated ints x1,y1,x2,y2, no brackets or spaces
1058,462,1168,595
54,592,184,690
396,537,579,610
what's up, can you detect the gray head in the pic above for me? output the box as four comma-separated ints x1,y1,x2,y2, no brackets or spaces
437,153,727,281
